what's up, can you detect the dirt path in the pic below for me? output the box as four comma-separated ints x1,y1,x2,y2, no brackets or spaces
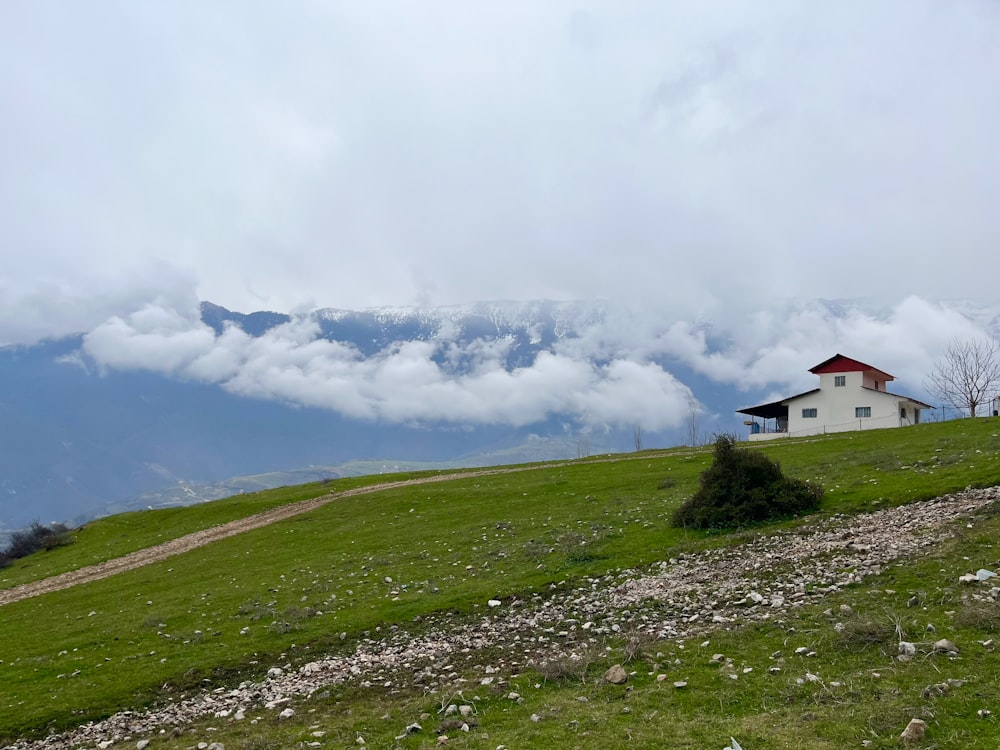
0,465,549,607
0,451,677,607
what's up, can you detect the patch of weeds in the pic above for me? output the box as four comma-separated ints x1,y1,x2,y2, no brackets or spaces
620,629,658,663
555,531,587,555
953,599,1000,631
523,539,551,560
834,612,899,650
266,606,318,634
237,602,274,621
141,615,167,629
241,737,285,750
657,477,677,490
530,651,596,683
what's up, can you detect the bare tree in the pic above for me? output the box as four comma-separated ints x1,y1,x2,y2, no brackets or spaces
925,337,1000,418
632,423,643,452
685,399,702,447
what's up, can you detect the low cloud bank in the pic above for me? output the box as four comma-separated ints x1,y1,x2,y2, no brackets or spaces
80,304,694,429
77,295,999,429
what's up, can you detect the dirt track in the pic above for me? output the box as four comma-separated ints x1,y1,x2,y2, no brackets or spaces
0,466,542,607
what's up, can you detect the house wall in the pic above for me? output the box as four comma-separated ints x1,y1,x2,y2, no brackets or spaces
785,371,913,436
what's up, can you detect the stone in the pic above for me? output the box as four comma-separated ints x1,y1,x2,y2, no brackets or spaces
933,639,959,654
604,664,628,684
899,718,927,742
279,708,295,719
137,741,150,750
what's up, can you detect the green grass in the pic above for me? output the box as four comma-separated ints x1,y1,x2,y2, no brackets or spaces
1,418,1000,746
0,471,460,589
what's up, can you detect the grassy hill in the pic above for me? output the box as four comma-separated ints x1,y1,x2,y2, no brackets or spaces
2,419,1000,748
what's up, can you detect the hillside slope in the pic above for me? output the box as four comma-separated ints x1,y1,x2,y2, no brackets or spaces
2,419,999,748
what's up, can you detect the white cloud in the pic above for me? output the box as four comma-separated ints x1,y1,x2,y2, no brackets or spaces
2,1,998,336
79,302,694,428
74,291,999,431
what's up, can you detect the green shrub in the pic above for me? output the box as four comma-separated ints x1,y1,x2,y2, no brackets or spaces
671,434,822,529
0,522,74,567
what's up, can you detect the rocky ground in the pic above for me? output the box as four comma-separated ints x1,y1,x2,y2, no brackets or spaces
5,485,999,750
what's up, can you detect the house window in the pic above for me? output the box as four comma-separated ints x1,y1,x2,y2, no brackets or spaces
834,375,846,387
802,408,817,418
856,406,872,418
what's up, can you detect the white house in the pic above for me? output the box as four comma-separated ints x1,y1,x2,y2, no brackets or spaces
738,354,933,441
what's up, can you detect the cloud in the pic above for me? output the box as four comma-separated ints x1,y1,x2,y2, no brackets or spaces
2,1,998,333
75,291,1000,431
80,304,695,429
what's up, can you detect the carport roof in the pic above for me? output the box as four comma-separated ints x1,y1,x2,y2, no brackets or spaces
736,389,820,419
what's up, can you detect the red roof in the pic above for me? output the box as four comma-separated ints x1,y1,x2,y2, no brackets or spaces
809,353,894,381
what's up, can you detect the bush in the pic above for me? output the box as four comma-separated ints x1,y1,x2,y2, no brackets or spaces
671,434,822,529
0,522,74,567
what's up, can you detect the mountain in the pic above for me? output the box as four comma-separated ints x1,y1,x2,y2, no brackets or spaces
0,300,757,532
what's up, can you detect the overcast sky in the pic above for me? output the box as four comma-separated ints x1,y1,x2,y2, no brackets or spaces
3,2,999,427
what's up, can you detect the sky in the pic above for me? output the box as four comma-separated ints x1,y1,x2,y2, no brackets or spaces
2,1,999,429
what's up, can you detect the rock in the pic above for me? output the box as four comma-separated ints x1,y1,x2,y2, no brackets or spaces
922,683,949,698
458,705,474,718
137,741,150,750
604,664,628,684
487,599,502,607
976,568,997,580
673,681,688,688
405,722,422,734
899,718,927,742
279,708,296,719
934,639,959,654
960,573,980,584
898,641,917,658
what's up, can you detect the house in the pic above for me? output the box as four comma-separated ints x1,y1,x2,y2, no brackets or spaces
738,354,933,441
